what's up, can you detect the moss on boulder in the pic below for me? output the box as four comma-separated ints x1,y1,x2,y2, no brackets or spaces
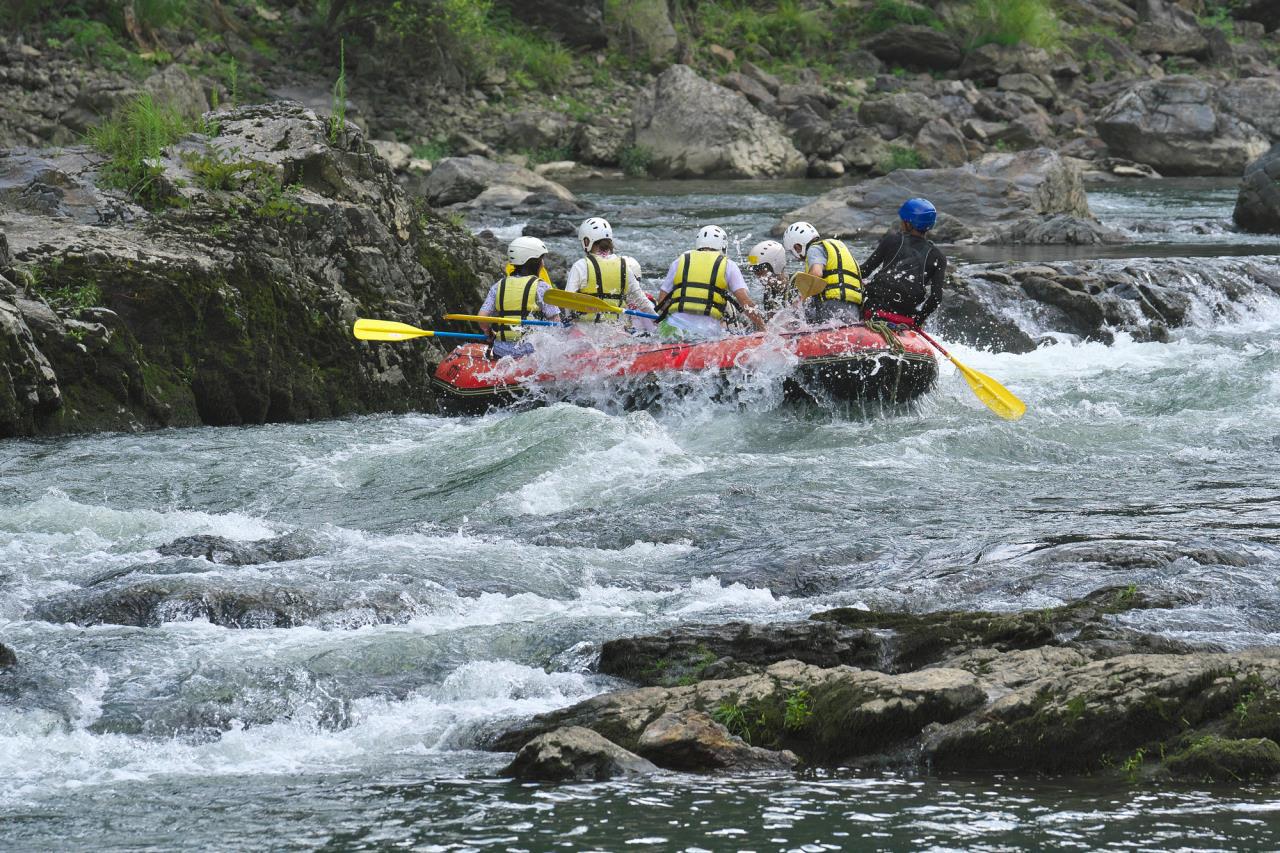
1165,736,1280,782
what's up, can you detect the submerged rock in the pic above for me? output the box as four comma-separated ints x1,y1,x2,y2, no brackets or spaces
779,149,1118,245
0,643,16,669
157,533,317,566
1164,735,1280,781
633,65,806,179
502,726,659,781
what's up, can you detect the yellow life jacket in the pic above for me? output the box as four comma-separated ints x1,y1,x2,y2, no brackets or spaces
505,263,553,286
578,255,627,323
493,275,539,342
664,250,729,320
817,239,863,305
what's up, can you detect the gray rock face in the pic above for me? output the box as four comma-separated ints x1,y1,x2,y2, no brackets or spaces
1234,144,1280,234
779,148,1115,245
632,65,806,178
1218,78,1280,142
858,91,938,138
637,710,799,771
1131,0,1209,56
1097,76,1270,176
863,25,963,70
502,726,658,781
0,102,498,438
423,155,576,207
495,0,607,48
157,534,318,566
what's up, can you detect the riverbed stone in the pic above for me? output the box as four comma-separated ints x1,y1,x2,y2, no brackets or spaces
637,709,800,771
503,726,659,781
423,155,576,207
1165,736,1280,781
632,65,806,178
1234,144,1280,234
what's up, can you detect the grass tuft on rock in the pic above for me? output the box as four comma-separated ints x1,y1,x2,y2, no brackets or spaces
87,93,192,208
965,0,1062,49
1165,735,1280,782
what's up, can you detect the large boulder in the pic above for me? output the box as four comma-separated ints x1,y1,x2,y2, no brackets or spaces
858,91,938,139
503,726,659,781
863,25,963,70
1218,77,1280,141
605,0,678,65
637,710,800,771
1234,144,1280,234
1232,0,1280,31
632,65,806,178
777,148,1118,244
422,155,576,207
1096,76,1270,176
1130,0,1208,56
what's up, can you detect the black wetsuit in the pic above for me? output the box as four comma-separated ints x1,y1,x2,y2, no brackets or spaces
860,231,946,326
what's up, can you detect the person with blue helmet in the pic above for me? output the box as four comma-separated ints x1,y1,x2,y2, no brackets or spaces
860,198,947,330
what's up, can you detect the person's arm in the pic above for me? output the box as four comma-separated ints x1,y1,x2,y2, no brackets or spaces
478,282,499,337
565,259,586,293
623,259,657,331
534,282,562,321
727,263,766,332
653,259,679,314
805,244,827,279
861,232,899,279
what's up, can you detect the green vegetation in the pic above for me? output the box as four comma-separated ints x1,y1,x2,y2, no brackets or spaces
712,701,752,743
523,145,573,166
694,0,824,63
86,93,192,208
183,149,243,191
620,145,654,178
783,689,812,731
878,145,925,173
20,258,103,313
412,138,452,162
965,0,1062,50
863,0,943,34
329,39,347,144
252,176,307,223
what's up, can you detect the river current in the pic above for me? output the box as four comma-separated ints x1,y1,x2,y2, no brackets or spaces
2,181,1280,851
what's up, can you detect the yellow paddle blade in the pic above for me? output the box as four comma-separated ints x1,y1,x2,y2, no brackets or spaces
791,272,826,299
352,318,433,341
542,288,624,314
444,313,522,325
950,357,1027,421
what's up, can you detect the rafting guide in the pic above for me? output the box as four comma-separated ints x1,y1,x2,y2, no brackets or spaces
861,198,947,331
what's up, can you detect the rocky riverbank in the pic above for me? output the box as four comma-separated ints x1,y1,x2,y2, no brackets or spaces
0,103,495,438
489,586,1280,783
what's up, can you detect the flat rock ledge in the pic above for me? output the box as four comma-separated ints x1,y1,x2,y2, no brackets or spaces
490,588,1280,783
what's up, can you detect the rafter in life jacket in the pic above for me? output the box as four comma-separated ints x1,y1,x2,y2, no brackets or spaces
817,238,863,305
658,250,734,320
578,254,627,323
493,275,539,341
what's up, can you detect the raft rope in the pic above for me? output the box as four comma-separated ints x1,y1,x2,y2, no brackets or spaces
864,318,906,404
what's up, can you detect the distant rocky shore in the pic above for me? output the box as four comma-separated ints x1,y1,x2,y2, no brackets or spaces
488,587,1280,784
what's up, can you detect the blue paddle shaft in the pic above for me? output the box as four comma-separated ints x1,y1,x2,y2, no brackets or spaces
432,331,489,341
625,309,661,320
521,319,559,326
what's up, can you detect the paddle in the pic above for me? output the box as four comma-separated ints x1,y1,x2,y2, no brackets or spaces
353,319,487,342
444,313,558,327
790,271,827,299
916,329,1027,421
542,288,660,320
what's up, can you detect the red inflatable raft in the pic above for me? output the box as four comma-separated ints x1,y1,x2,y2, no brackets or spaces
431,323,938,414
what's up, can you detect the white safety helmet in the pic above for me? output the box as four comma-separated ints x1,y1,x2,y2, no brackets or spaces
694,225,729,253
747,240,786,276
507,235,549,266
578,217,613,252
782,221,820,260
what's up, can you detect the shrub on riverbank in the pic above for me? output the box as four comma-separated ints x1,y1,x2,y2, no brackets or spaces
87,93,193,208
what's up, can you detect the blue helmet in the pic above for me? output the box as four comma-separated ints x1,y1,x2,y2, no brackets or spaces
899,198,937,232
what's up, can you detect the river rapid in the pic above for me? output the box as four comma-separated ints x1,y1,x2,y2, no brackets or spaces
2,181,1280,851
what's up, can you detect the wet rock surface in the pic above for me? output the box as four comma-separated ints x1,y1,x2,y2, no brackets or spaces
503,726,659,781
0,643,16,669
1234,144,1280,234
490,587,1280,781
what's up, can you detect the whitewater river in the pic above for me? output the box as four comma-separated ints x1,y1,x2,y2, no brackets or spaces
2,181,1280,850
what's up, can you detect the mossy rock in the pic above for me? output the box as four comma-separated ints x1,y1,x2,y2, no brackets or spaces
1165,736,1280,782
